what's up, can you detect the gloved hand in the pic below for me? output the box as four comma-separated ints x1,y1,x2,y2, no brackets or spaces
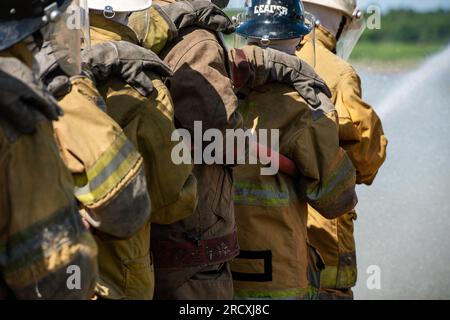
81,41,173,97
35,41,73,99
45,75,72,98
230,46,332,107
262,47,332,107
155,0,235,37
0,58,62,134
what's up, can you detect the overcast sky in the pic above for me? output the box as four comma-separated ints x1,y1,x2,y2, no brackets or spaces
228,0,450,11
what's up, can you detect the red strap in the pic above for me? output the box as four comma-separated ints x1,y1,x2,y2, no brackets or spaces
253,142,300,177
231,48,251,89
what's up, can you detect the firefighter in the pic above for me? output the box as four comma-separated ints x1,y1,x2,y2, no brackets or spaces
229,0,357,300
0,0,97,299
35,11,152,251
296,0,388,299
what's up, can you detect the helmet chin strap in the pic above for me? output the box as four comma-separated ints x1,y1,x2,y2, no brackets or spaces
335,15,347,42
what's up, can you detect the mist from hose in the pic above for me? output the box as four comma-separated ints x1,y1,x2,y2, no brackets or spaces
377,44,450,119
353,44,450,299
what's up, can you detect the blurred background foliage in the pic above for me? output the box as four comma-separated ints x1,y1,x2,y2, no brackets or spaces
353,9,450,62
361,10,450,43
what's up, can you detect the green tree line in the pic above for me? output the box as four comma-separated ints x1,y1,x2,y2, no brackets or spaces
361,10,450,44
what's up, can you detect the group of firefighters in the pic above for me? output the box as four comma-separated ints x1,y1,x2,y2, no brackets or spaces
0,0,387,300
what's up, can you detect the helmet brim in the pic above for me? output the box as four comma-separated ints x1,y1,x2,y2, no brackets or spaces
0,17,44,51
87,0,152,12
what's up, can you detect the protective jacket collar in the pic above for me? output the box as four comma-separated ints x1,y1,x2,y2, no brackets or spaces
89,13,139,44
303,24,336,52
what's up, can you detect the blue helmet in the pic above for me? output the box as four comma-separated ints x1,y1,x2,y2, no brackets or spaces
236,0,312,41
0,0,70,51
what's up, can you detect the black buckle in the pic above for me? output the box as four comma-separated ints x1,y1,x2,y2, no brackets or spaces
232,250,272,282
185,233,203,247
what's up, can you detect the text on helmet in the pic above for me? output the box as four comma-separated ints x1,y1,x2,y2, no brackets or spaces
254,5,288,16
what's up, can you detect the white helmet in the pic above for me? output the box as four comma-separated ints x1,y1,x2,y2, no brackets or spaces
303,0,364,61
87,0,152,13
302,0,357,18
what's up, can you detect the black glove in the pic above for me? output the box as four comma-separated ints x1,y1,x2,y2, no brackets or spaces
0,58,62,134
263,47,332,107
81,40,173,97
156,0,235,36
